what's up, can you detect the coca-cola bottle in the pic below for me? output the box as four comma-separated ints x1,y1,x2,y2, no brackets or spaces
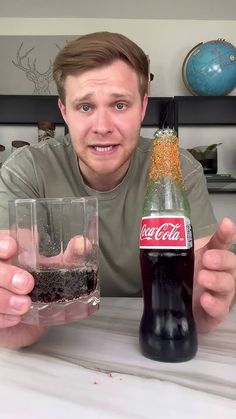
139,128,198,362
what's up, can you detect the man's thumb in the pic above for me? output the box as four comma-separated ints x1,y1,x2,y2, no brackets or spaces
207,217,236,250
63,235,93,264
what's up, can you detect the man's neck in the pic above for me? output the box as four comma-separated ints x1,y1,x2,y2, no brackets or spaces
78,160,130,192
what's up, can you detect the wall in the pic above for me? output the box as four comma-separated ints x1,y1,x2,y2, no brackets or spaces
0,17,235,223
0,18,235,97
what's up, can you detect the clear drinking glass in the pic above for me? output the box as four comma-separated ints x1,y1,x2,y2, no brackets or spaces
8,197,100,326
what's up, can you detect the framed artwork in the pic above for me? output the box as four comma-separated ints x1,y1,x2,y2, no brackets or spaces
0,36,76,95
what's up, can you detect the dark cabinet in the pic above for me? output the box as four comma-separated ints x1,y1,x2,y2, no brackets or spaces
174,96,236,131
0,95,64,125
0,94,235,127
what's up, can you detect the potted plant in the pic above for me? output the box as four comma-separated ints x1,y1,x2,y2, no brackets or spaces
187,143,222,174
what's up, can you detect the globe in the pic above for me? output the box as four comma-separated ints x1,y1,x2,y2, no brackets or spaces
182,39,236,96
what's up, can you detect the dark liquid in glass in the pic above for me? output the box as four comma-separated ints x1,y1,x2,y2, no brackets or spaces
28,266,98,303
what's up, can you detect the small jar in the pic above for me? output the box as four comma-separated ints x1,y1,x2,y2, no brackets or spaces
0,144,6,168
11,140,30,153
37,121,55,142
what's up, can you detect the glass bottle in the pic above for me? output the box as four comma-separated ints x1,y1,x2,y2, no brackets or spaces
0,144,6,168
11,140,30,153
139,128,198,362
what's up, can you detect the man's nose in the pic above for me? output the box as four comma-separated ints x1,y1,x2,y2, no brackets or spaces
93,108,113,135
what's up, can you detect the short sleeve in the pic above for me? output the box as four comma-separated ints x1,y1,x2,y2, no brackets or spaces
180,149,218,240
0,148,39,229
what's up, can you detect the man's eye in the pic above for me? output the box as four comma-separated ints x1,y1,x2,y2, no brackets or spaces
115,102,127,110
79,104,91,112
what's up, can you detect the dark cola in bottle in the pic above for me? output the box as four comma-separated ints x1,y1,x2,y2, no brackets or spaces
139,128,198,362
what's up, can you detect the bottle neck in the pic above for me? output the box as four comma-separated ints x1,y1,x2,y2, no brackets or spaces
149,134,184,189
143,131,190,217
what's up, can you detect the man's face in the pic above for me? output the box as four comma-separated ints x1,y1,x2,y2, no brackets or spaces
59,59,148,189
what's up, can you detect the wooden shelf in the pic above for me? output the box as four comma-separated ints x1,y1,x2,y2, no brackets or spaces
0,94,235,194
0,95,174,128
142,97,174,127
174,96,236,131
1,94,235,128
206,176,236,193
0,95,64,125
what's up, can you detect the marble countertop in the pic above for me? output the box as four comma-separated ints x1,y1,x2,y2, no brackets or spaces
0,298,235,418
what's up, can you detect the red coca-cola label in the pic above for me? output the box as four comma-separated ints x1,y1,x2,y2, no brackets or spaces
139,216,192,249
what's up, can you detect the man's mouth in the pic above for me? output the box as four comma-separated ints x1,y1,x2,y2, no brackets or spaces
90,145,118,153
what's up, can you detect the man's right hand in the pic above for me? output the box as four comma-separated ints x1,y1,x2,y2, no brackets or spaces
0,232,46,348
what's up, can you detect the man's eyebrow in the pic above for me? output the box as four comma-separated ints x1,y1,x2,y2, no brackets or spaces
72,92,133,105
72,94,93,104
109,93,133,99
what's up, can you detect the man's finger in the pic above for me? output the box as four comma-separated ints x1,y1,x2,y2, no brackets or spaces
202,249,236,272
0,263,34,295
207,217,236,250
0,235,17,260
63,235,92,264
200,292,231,322
197,269,235,294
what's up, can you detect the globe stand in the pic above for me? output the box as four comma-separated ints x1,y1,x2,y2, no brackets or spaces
182,42,203,96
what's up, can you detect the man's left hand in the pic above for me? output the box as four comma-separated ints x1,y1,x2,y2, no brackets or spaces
193,217,236,332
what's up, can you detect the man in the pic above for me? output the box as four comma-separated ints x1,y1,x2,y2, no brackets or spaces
0,32,235,349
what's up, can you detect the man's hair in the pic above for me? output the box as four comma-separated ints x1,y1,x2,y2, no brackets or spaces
53,31,149,103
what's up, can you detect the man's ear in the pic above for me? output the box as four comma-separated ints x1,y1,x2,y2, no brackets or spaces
58,98,68,125
141,94,148,122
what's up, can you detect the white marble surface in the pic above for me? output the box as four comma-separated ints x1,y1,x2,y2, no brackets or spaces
0,298,235,419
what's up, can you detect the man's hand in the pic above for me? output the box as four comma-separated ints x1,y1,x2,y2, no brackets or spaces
0,232,93,348
0,233,46,348
193,217,236,333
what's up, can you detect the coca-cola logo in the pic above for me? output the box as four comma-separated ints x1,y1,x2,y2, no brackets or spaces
140,222,182,241
139,216,188,249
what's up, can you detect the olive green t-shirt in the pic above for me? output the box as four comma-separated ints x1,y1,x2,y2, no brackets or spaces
0,135,217,296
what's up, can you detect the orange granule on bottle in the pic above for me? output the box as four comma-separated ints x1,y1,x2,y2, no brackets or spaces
149,134,184,187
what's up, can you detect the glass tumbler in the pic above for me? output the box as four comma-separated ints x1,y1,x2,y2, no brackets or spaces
8,197,100,326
